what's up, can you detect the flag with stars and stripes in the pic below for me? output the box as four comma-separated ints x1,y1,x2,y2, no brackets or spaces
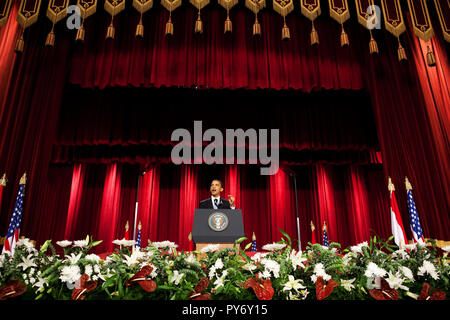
406,179,424,244
322,224,328,247
136,227,142,249
323,230,328,247
2,182,25,255
251,232,257,252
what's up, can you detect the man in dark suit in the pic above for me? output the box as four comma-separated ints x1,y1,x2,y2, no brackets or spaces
199,179,236,210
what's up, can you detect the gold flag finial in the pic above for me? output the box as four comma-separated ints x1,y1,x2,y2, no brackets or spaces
252,232,256,241
0,173,6,187
188,232,192,241
405,177,413,191
388,177,395,192
125,220,129,231
323,221,327,232
19,173,27,185
310,221,315,231
138,221,142,230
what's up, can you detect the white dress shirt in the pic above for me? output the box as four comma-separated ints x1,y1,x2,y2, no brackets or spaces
211,195,235,209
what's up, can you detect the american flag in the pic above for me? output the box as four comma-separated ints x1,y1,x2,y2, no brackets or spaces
136,228,142,249
251,232,257,252
407,189,424,243
2,183,25,255
323,226,328,247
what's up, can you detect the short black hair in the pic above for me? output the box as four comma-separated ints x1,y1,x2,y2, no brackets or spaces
211,179,224,188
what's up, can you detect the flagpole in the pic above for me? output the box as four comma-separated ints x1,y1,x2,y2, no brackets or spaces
291,173,302,251
132,171,143,241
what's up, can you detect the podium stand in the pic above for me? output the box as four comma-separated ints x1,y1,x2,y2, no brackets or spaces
192,209,245,251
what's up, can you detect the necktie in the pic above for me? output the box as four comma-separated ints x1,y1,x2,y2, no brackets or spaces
214,199,218,208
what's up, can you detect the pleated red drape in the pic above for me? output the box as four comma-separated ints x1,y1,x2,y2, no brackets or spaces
64,164,85,239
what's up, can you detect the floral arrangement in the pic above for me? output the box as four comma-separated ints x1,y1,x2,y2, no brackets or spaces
0,231,448,300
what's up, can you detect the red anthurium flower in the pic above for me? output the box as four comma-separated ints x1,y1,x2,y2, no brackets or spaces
126,265,157,293
244,277,274,300
418,283,446,300
0,280,27,300
189,277,211,300
315,276,338,300
72,274,98,300
368,278,399,300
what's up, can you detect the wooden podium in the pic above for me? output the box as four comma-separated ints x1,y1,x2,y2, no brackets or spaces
192,209,245,252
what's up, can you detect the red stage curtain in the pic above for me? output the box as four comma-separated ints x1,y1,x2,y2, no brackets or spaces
68,6,364,90
347,166,371,243
136,166,160,249
178,165,198,250
64,164,85,239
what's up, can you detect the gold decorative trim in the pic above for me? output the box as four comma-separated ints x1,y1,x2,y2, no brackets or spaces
434,0,450,42
380,0,405,37
218,0,238,10
189,0,209,10
273,0,294,17
355,0,376,29
0,0,12,28
77,0,98,20
17,0,42,29
133,0,153,14
161,0,182,12
328,0,350,24
47,0,70,24
245,0,266,15
407,0,434,42
300,0,321,21
104,0,126,17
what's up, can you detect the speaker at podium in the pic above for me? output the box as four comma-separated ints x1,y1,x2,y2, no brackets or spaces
192,209,245,251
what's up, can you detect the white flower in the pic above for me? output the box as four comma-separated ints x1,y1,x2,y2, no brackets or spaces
208,266,217,279
350,242,368,254
60,265,81,284
398,266,414,281
342,253,354,266
169,270,184,285
250,252,268,263
64,253,82,265
213,270,228,290
200,244,220,253
260,259,280,278
123,249,146,267
29,277,36,284
386,271,409,291
417,260,439,280
364,262,387,278
152,241,178,249
185,254,198,264
84,265,93,277
17,254,37,271
258,271,271,279
112,239,136,247
214,258,224,270
310,263,331,283
73,239,89,248
94,264,101,274
442,245,450,253
242,263,257,272
340,278,356,292
289,250,307,269
33,277,48,292
56,240,72,248
262,243,286,252
16,238,35,250
85,254,101,263
393,249,409,259
283,275,305,292
0,253,9,267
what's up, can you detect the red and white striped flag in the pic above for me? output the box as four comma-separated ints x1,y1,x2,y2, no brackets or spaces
388,177,407,248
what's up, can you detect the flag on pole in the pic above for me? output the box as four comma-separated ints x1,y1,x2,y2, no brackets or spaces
251,232,257,252
322,222,328,247
0,173,6,215
405,177,425,244
388,177,407,248
2,173,26,256
124,220,130,240
188,232,194,251
136,221,142,249
310,221,316,244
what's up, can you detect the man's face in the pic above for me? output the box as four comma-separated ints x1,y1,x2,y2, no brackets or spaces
210,180,223,197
